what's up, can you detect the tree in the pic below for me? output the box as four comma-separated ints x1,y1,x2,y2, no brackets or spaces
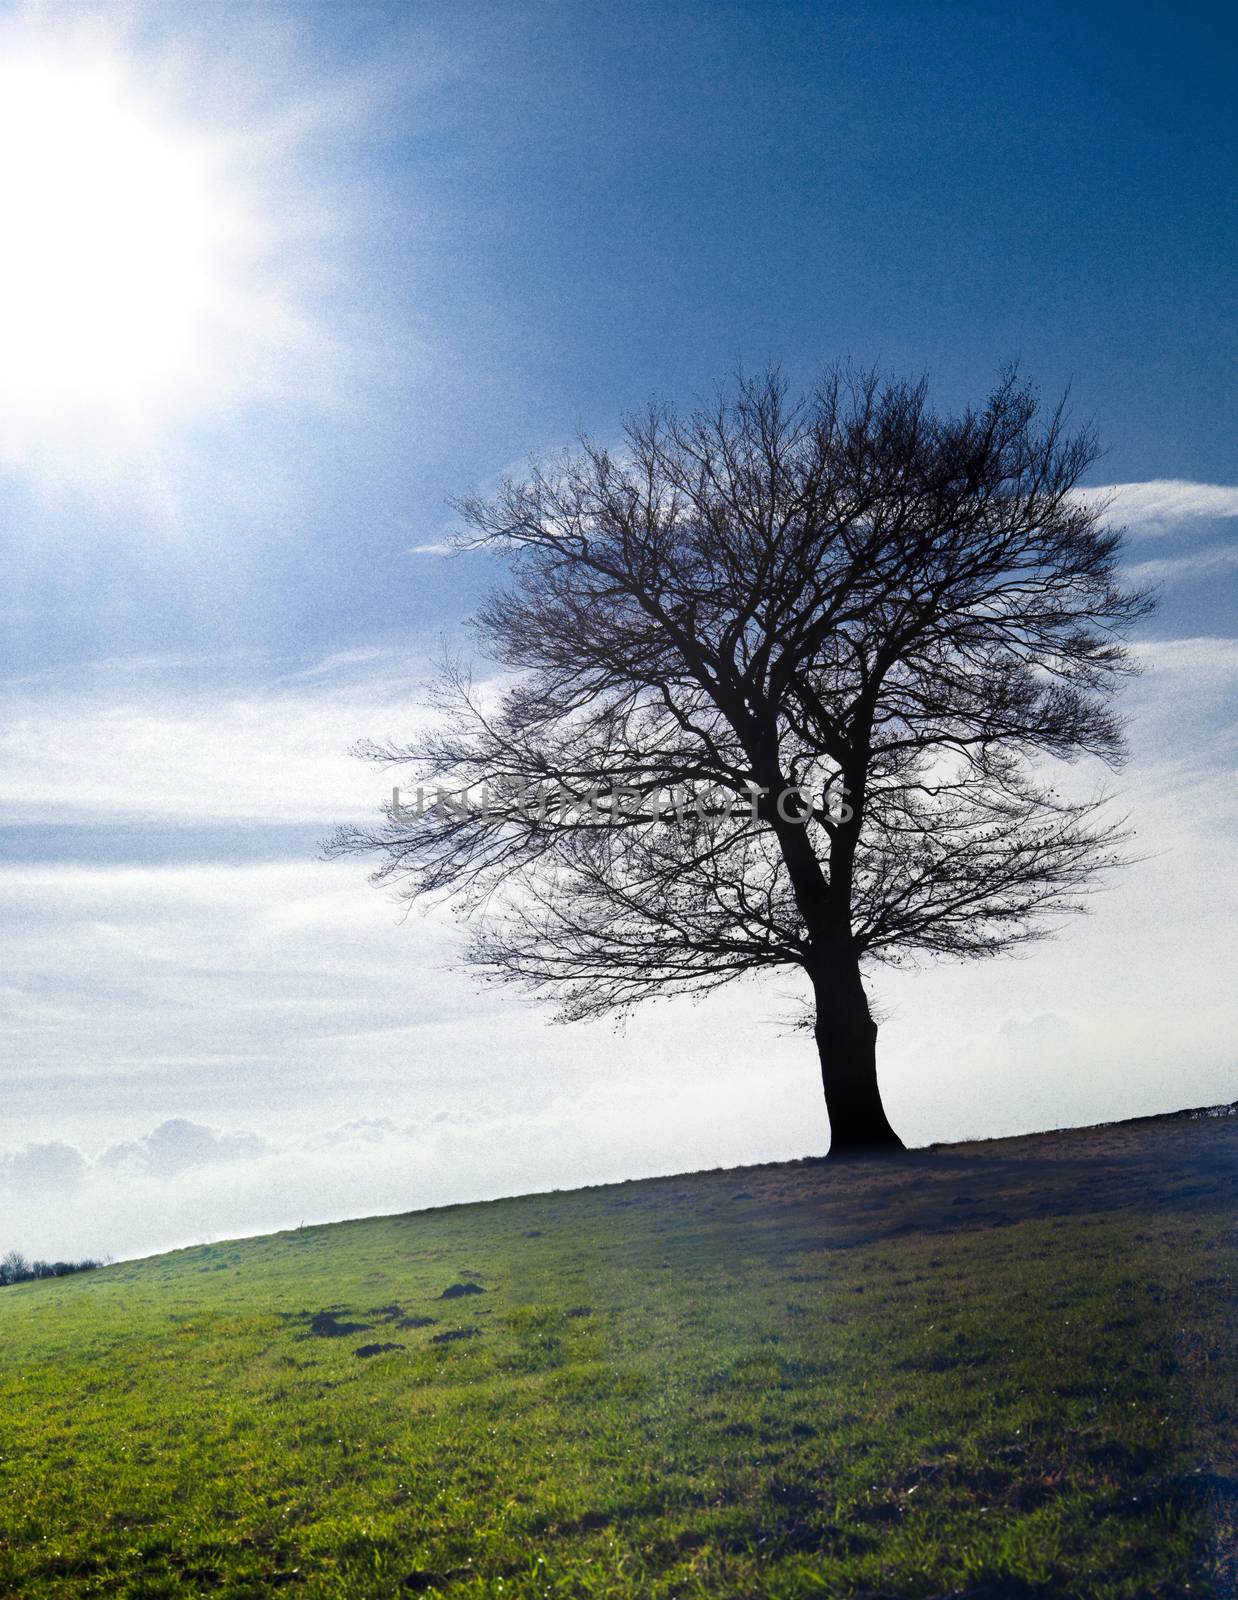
330,370,1152,1154
0,1250,29,1286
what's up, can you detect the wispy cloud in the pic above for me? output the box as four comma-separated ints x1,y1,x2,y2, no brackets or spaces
0,649,433,827
1130,634,1238,678
1124,543,1238,586
278,646,391,681
407,542,456,557
1075,480,1238,533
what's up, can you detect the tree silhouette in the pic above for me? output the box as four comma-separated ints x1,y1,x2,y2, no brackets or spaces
331,370,1151,1153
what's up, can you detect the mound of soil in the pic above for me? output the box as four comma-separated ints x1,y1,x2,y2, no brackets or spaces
308,1310,372,1338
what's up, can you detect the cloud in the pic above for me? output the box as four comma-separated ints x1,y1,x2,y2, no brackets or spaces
998,1012,1066,1046
1124,544,1238,586
1075,480,1238,533
1129,634,1238,695
299,1116,420,1149
407,542,456,556
99,1119,271,1178
0,1058,826,1262
0,1140,87,1191
0,648,435,828
279,647,391,681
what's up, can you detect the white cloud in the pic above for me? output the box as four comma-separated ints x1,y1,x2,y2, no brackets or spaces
0,649,434,826
0,1023,828,1260
1075,479,1238,533
1128,636,1238,729
1124,544,1238,586
99,1118,271,1178
0,1140,87,1192
278,647,391,681
1131,635,1238,672
407,542,456,556
997,1012,1065,1046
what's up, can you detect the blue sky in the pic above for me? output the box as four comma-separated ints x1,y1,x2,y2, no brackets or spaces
1,0,1235,1259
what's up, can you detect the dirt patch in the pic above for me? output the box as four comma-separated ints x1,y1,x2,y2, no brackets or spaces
431,1327,481,1344
307,1310,372,1338
438,1282,485,1299
364,1304,438,1330
355,1342,404,1358
401,1571,444,1592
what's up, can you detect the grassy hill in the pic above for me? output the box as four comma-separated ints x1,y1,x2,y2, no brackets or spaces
0,1111,1233,1599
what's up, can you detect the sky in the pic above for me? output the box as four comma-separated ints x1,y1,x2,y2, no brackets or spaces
1,0,1235,1262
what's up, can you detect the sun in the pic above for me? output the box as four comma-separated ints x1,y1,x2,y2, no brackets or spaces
0,54,231,415
0,20,323,480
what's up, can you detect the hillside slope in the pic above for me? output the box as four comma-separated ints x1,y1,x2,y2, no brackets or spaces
1,1111,1234,1598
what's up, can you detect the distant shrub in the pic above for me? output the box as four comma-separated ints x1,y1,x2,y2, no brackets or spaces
0,1249,102,1287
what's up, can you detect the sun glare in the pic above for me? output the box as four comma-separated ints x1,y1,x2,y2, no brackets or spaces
0,24,321,480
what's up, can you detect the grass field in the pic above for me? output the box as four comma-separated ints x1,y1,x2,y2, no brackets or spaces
0,1111,1233,1599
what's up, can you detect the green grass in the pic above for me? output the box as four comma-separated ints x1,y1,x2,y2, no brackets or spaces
0,1113,1233,1598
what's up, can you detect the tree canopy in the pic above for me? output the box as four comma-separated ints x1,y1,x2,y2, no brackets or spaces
331,369,1151,1151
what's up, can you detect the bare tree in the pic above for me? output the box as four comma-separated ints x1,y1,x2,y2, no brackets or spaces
330,370,1152,1154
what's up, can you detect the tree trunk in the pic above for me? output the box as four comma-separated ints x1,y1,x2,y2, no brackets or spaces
812,964,903,1157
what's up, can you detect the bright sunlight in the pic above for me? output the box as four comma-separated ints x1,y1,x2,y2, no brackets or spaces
0,21,324,480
